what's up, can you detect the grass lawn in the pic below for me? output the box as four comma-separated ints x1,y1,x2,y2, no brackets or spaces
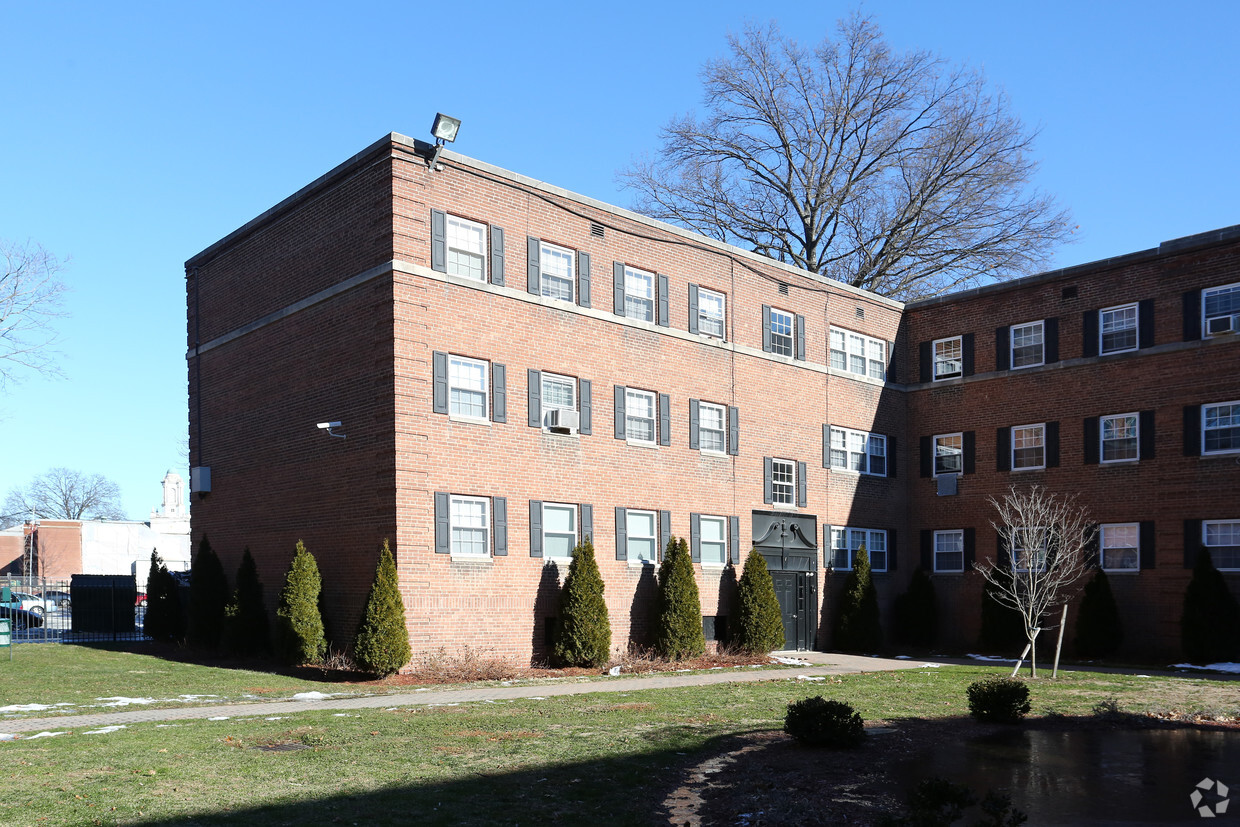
1,647,1236,825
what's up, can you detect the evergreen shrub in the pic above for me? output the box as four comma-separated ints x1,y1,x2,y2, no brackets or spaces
783,696,865,748
553,538,612,667
833,545,882,653
655,537,705,660
979,563,1026,652
892,567,938,649
275,540,327,665
144,550,184,643
967,677,1031,723
1073,569,1123,658
353,540,412,677
1181,549,1240,664
187,535,228,650
735,548,784,654
223,547,269,656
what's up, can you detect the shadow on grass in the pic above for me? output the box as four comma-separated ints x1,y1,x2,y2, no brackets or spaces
68,639,371,684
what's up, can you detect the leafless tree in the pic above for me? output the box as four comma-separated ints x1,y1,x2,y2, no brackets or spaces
976,485,1093,677
2,467,126,528
1,239,68,386
621,16,1074,300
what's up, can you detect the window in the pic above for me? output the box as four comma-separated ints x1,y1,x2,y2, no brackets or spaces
829,527,887,571
450,495,489,557
541,372,576,426
627,509,657,564
933,337,962,380
623,266,655,322
934,433,963,476
770,308,794,357
1099,303,1138,354
542,503,577,560
626,389,656,444
1011,424,1045,470
1010,321,1044,369
449,356,488,419
1010,529,1049,572
1101,524,1139,572
830,327,886,380
1203,282,1240,337
1203,401,1240,454
1101,413,1139,462
540,242,575,302
771,459,795,506
699,403,726,454
700,516,727,566
1204,520,1240,570
934,530,964,573
445,215,486,281
698,288,725,338
828,427,887,476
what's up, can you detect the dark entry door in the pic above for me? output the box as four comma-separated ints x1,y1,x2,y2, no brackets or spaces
752,511,818,651
771,570,809,651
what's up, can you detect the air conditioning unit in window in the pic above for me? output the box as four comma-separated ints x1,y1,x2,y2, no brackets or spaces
1207,314,1238,335
937,472,958,497
547,409,579,434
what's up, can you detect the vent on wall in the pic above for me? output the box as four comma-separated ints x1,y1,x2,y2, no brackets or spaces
777,282,789,295
1062,285,1078,300
855,307,865,319
590,223,605,238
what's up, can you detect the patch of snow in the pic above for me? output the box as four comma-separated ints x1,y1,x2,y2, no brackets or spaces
920,663,942,668
608,666,622,676
771,656,812,666
1135,675,1152,678
156,724,181,728
966,654,1015,663
1170,662,1240,674
26,731,66,739
795,675,825,681
207,716,230,721
84,725,127,735
414,688,430,692
0,734,17,741
332,713,359,717
177,695,218,702
528,697,547,701
96,697,156,707
0,703,69,713
291,691,339,701
265,717,287,721
895,655,911,660
675,668,691,673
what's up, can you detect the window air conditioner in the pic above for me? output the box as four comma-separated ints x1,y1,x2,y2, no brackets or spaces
1207,314,1238,335
547,409,580,433
936,472,958,497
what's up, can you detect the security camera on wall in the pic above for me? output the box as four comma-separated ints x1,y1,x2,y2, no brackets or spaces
317,421,342,429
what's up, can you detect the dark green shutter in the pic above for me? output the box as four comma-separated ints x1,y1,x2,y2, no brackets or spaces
689,399,700,450
995,326,1010,371
919,341,932,382
580,504,593,544
1139,410,1155,459
1044,317,1059,364
434,492,450,554
729,516,740,565
727,406,739,455
492,497,508,556
1139,521,1155,570
1082,310,1099,357
920,530,933,571
489,225,505,286
887,529,897,571
1183,405,1201,456
887,436,897,478
527,369,541,427
1183,290,1201,341
614,385,626,439
763,457,773,503
659,511,671,562
1183,519,1202,568
919,435,932,477
688,284,699,334
762,305,772,352
430,209,446,272
491,363,506,423
797,461,807,507
657,274,669,327
577,251,591,308
690,513,701,563
529,501,543,558
432,351,449,414
613,262,625,315
963,431,976,474
1138,299,1155,348
658,393,670,446
1083,417,1100,464
824,425,833,468
964,528,976,570
1046,421,1060,467
579,379,592,435
527,237,540,295
962,333,975,376
615,507,628,561
996,428,1011,471
795,314,806,360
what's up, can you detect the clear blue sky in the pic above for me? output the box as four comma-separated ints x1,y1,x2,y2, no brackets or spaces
2,0,1237,520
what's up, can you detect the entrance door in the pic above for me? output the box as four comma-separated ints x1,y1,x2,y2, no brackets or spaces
771,570,809,651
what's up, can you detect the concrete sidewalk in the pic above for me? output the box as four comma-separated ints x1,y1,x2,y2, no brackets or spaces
2,652,932,734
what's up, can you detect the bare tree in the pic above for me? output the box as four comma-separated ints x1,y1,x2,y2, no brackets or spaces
1,239,69,386
976,485,1093,677
2,467,126,527
621,16,1073,300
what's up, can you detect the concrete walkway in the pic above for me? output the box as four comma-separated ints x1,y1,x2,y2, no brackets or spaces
2,651,931,734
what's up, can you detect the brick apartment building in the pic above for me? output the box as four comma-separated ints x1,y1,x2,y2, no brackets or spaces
185,132,1239,664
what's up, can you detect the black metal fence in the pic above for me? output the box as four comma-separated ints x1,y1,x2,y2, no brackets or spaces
0,575,152,644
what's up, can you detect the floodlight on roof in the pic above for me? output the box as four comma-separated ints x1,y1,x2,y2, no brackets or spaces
428,113,461,169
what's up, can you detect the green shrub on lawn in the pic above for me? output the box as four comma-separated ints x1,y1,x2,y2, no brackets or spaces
655,536,705,660
144,550,184,643
554,538,612,667
1181,549,1240,664
188,535,228,650
1074,569,1123,658
353,540,411,678
892,567,938,649
967,676,1031,723
223,547,269,657
833,545,882,653
734,548,784,654
784,696,865,748
275,540,327,665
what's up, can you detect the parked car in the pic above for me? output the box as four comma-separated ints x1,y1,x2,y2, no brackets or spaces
1,591,48,618
40,589,72,609
136,593,147,608
0,605,46,631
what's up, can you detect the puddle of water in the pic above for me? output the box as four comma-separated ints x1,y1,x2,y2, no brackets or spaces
896,727,1239,825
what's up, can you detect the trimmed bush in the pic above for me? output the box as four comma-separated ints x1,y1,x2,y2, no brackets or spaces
353,540,412,677
187,535,228,650
223,547,269,657
833,545,882,653
144,550,184,643
892,567,938,649
784,696,865,748
554,538,612,667
1181,549,1240,664
655,537,705,660
1074,569,1123,658
275,540,327,665
979,563,1026,652
735,548,785,654
967,677,1031,723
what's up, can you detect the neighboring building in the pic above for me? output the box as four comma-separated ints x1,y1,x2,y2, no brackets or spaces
185,133,1239,663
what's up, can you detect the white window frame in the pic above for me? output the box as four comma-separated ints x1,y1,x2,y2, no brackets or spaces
699,402,727,455
448,355,488,422
698,288,726,339
1203,520,1240,571
830,326,886,380
1100,412,1139,463
1203,281,1240,338
540,241,575,303
445,214,487,282
828,426,887,476
769,308,794,357
449,495,490,558
1100,523,1139,573
1202,401,1240,455
540,372,577,429
625,388,657,446
699,515,728,567
1099,303,1138,355
623,265,655,323
934,529,965,573
934,433,964,477
626,509,658,566
1010,320,1045,369
1010,528,1049,572
828,526,887,572
542,502,578,561
1011,423,1046,471
771,458,796,506
933,336,963,380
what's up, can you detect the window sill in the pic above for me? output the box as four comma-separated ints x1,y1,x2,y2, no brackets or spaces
701,562,728,569
932,374,962,382
450,554,493,563
448,414,491,426
540,428,580,438
1100,458,1139,465
932,471,965,478
1010,361,1044,371
1011,466,1046,473
627,559,656,568
932,569,966,575
1102,568,1140,575
1201,449,1240,457
699,449,727,458
626,438,658,449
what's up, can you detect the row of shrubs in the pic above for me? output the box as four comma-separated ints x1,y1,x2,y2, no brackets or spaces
145,538,412,677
